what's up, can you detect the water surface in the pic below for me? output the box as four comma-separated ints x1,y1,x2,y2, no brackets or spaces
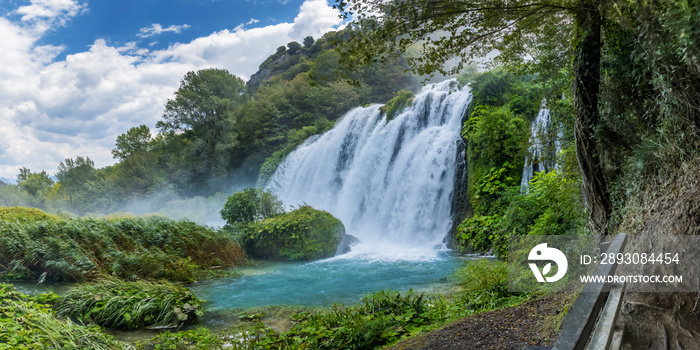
191,247,466,311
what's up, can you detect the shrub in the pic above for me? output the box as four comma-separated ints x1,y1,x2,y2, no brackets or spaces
283,290,431,350
0,206,62,223
455,259,521,311
456,215,501,253
456,170,585,257
0,283,129,349
137,327,225,350
456,259,508,292
220,188,284,228
55,279,204,330
242,205,345,261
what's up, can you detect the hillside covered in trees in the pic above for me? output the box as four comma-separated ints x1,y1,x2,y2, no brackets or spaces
0,29,419,216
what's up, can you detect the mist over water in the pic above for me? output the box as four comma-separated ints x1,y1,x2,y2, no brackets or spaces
267,80,472,260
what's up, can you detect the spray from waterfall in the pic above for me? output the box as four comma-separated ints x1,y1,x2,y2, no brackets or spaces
267,80,471,259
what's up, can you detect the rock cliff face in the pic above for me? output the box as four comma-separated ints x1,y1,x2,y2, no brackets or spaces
448,138,470,246
247,49,309,91
617,159,700,349
248,52,291,90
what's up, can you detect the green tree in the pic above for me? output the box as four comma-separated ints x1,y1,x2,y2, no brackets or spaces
106,151,160,198
303,36,315,48
0,184,34,207
16,168,54,200
56,156,97,204
112,125,152,161
220,188,284,228
44,183,69,210
287,41,302,55
309,50,341,85
334,0,611,233
156,68,248,192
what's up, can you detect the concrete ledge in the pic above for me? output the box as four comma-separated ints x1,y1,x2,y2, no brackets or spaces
552,234,627,350
585,282,626,350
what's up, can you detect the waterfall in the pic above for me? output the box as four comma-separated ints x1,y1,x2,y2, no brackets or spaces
520,107,562,191
267,80,471,259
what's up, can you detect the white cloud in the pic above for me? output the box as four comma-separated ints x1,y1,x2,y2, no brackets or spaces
150,0,343,80
15,0,86,34
0,0,343,179
233,18,260,32
137,23,191,38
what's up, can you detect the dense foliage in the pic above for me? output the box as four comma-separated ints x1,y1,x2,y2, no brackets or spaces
241,205,345,261
0,207,244,282
55,279,204,330
0,284,129,350
454,67,586,256
461,69,540,215
457,170,585,257
0,206,62,223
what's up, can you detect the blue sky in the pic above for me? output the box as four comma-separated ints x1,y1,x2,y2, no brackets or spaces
0,0,344,181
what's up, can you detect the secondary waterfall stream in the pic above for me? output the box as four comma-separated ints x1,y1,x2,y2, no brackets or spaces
520,106,562,191
193,80,473,311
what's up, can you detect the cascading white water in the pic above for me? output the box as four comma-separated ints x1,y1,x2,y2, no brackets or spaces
520,106,562,191
267,80,471,260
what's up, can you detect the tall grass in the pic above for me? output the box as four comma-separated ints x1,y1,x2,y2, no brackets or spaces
0,283,131,350
55,278,204,330
0,207,245,282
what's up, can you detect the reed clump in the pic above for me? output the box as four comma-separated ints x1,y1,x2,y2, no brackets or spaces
55,278,204,330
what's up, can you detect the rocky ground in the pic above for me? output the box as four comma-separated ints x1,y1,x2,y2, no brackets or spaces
386,292,574,350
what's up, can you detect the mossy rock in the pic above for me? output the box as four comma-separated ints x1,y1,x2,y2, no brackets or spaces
380,90,415,122
0,206,62,223
243,205,345,261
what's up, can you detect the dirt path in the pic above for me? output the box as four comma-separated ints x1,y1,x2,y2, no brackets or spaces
386,293,573,350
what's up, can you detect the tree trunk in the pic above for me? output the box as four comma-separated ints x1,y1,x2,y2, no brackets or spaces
573,0,611,235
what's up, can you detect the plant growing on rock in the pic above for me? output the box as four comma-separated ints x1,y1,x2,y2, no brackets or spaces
242,205,345,261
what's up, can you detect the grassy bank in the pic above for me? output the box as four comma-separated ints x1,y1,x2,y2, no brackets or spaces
0,207,245,283
0,283,130,350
